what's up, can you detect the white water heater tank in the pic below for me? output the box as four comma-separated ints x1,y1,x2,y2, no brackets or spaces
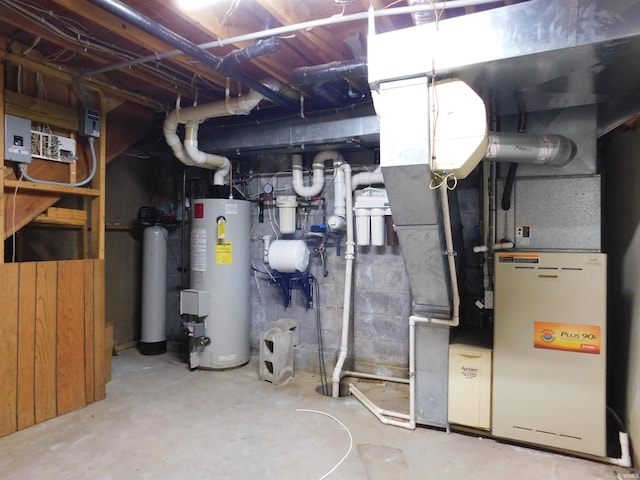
189,198,251,369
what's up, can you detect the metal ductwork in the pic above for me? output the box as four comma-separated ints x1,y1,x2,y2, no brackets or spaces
89,0,294,108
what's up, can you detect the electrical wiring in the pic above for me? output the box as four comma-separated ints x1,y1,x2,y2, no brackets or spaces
220,0,241,26
3,0,202,94
11,169,24,263
429,171,457,190
295,409,353,480
311,275,329,397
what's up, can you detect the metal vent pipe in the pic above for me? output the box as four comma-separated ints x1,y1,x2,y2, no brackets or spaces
485,132,577,167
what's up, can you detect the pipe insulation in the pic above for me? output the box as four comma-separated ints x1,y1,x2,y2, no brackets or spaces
292,59,368,86
88,0,293,108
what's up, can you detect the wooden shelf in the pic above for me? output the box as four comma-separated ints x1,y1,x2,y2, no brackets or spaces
4,179,100,197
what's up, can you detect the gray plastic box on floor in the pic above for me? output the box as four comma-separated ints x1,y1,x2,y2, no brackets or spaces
259,327,295,385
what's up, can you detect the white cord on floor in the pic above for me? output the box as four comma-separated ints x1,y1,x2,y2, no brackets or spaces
295,409,353,480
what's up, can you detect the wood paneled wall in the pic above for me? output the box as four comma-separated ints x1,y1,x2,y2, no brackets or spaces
0,259,105,437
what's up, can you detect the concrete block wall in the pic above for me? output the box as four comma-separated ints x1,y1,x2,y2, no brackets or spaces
248,171,412,376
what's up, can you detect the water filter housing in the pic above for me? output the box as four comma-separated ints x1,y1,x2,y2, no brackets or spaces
187,198,251,369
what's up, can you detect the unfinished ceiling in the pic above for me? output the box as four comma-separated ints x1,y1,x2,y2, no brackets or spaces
0,0,525,118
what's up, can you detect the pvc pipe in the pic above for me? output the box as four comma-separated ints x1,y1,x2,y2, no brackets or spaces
340,370,409,385
184,121,230,184
349,385,413,427
291,153,325,198
163,79,285,177
472,241,514,253
343,184,461,427
331,162,354,398
351,167,384,190
334,162,347,218
262,235,272,264
425,185,461,327
572,431,632,467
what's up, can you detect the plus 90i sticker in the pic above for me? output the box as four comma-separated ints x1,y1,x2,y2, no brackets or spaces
534,321,601,354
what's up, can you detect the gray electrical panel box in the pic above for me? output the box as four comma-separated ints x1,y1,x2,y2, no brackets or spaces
78,108,101,138
5,114,32,163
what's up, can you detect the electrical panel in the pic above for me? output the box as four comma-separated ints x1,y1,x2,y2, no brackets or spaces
78,108,101,137
5,114,32,163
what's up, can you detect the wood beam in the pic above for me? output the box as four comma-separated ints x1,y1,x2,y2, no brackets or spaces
0,6,195,101
6,91,77,132
50,0,229,91
173,3,303,83
0,49,163,111
256,0,351,63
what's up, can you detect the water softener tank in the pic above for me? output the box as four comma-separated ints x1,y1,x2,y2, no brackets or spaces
190,198,251,369
140,225,168,355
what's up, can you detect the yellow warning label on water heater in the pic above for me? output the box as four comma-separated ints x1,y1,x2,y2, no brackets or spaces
534,321,601,354
216,242,232,264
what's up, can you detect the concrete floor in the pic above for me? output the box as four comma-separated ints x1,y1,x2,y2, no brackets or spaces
0,348,634,480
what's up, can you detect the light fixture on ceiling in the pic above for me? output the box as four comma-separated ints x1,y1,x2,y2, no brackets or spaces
332,0,353,5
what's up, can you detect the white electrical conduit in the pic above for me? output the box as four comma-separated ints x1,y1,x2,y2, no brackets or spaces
164,79,285,182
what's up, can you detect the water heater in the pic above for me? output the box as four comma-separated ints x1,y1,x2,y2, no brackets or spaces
185,198,251,369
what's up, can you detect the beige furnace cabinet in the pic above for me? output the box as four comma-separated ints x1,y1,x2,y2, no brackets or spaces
493,252,606,457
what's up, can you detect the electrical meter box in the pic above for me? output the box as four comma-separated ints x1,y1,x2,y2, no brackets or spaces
448,343,492,429
5,114,32,163
78,108,101,138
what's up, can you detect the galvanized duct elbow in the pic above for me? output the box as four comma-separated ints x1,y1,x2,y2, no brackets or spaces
485,132,577,167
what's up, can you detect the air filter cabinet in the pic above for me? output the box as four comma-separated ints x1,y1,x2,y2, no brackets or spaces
492,251,606,457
